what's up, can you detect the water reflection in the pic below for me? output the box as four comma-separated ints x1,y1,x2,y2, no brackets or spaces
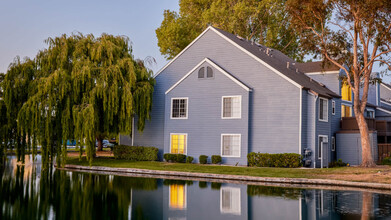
1,155,391,220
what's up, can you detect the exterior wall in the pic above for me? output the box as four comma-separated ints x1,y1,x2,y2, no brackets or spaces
330,98,342,161
380,83,391,101
165,63,249,165
305,72,340,94
305,92,316,166
314,98,333,168
336,131,378,165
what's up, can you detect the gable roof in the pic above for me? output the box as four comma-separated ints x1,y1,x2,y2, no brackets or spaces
166,58,251,94
156,26,340,99
295,61,340,74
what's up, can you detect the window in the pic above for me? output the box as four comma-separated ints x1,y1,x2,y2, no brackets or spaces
220,187,241,215
169,184,186,209
170,134,187,154
198,67,205,78
319,98,328,122
318,136,328,159
331,136,336,151
207,66,213,78
341,104,352,117
222,96,241,119
171,98,188,119
221,134,241,157
366,110,375,118
332,100,336,115
341,83,352,101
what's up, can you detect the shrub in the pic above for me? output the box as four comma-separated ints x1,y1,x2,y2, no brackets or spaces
211,182,221,190
186,156,194,163
199,155,208,164
382,157,391,165
164,153,187,163
247,152,303,168
329,159,347,168
211,155,222,164
113,145,158,161
199,181,208,188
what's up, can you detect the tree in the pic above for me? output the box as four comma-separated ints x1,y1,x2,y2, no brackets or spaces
156,0,304,61
5,33,155,166
287,0,391,167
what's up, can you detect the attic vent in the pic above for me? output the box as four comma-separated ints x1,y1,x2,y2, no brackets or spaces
198,67,205,78
207,66,213,78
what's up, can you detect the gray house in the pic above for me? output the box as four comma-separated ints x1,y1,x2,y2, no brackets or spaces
121,26,390,167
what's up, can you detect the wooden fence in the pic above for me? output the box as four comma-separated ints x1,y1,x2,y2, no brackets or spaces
378,144,391,163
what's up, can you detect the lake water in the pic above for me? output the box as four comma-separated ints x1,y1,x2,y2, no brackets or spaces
1,155,391,220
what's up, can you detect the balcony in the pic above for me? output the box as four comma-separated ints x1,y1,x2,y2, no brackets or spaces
340,117,376,131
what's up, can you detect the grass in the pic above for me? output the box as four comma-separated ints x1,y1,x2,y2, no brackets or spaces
66,156,391,183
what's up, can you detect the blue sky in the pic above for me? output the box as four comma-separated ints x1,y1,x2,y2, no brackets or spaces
0,0,179,74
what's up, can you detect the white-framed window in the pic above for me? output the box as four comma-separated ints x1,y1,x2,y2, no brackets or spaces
220,187,241,215
341,104,352,117
170,133,187,154
331,136,336,151
221,134,241,157
319,98,328,122
222,96,241,119
169,184,187,210
318,135,328,159
332,100,336,115
366,109,375,118
171,98,188,119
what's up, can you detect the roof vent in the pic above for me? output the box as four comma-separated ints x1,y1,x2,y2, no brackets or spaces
236,35,244,40
266,48,270,56
296,68,299,73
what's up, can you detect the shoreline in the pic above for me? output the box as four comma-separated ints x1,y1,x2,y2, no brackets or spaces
58,164,391,191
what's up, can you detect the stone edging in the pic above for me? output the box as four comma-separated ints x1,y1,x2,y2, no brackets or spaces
59,164,391,191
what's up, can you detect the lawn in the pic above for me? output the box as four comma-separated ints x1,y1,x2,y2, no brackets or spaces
66,156,391,184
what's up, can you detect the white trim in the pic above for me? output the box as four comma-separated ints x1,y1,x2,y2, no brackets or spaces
381,83,391,92
299,88,302,155
154,27,212,78
376,82,379,106
380,100,391,106
170,97,188,119
221,134,241,158
304,70,340,75
366,109,375,118
318,135,328,168
158,26,302,89
221,95,242,119
168,184,187,210
332,100,336,115
318,97,329,122
165,58,251,94
169,133,188,155
377,107,391,115
220,187,241,215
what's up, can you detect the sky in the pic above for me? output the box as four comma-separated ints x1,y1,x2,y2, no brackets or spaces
0,0,179,74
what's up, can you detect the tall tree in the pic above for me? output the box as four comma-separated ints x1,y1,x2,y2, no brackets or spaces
6,33,154,166
287,0,391,167
156,0,304,61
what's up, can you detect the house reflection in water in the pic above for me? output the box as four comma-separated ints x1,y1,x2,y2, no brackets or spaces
131,180,390,220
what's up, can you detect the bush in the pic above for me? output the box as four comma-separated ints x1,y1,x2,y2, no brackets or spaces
199,181,208,188
211,155,222,164
382,157,391,165
113,145,158,161
329,159,347,168
199,155,208,164
163,153,187,163
247,152,303,168
186,156,194,163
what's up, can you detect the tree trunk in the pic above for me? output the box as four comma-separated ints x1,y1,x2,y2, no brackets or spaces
97,138,103,152
361,192,372,220
355,112,376,167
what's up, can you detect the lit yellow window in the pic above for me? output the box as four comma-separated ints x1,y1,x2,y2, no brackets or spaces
341,83,352,101
169,184,186,209
171,134,187,154
341,105,352,117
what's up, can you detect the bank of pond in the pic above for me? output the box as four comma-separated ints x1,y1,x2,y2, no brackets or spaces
1,155,391,219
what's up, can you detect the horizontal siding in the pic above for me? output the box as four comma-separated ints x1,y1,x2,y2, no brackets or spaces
306,73,340,94
336,132,377,165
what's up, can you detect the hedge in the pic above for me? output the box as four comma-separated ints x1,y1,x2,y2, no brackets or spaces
248,152,303,168
113,145,158,161
186,156,194,163
211,155,222,164
164,153,187,163
199,155,208,164
382,157,391,165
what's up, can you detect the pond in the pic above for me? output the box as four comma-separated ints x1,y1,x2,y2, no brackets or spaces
1,155,391,220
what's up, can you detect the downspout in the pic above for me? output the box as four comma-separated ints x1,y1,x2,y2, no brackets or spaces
313,94,318,168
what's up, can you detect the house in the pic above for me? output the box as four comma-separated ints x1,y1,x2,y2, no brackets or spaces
121,26,390,167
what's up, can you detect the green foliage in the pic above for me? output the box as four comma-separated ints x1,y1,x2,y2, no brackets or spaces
247,185,302,200
199,155,208,164
163,153,187,163
211,155,222,164
210,182,221,190
328,159,347,168
248,152,303,168
186,156,194,163
113,145,158,161
1,33,155,166
381,157,391,166
156,0,304,61
199,181,208,188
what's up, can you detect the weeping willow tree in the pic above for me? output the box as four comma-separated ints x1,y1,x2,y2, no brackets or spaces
12,33,154,166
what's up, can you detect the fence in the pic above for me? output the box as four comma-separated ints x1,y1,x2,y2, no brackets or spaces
378,144,391,163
